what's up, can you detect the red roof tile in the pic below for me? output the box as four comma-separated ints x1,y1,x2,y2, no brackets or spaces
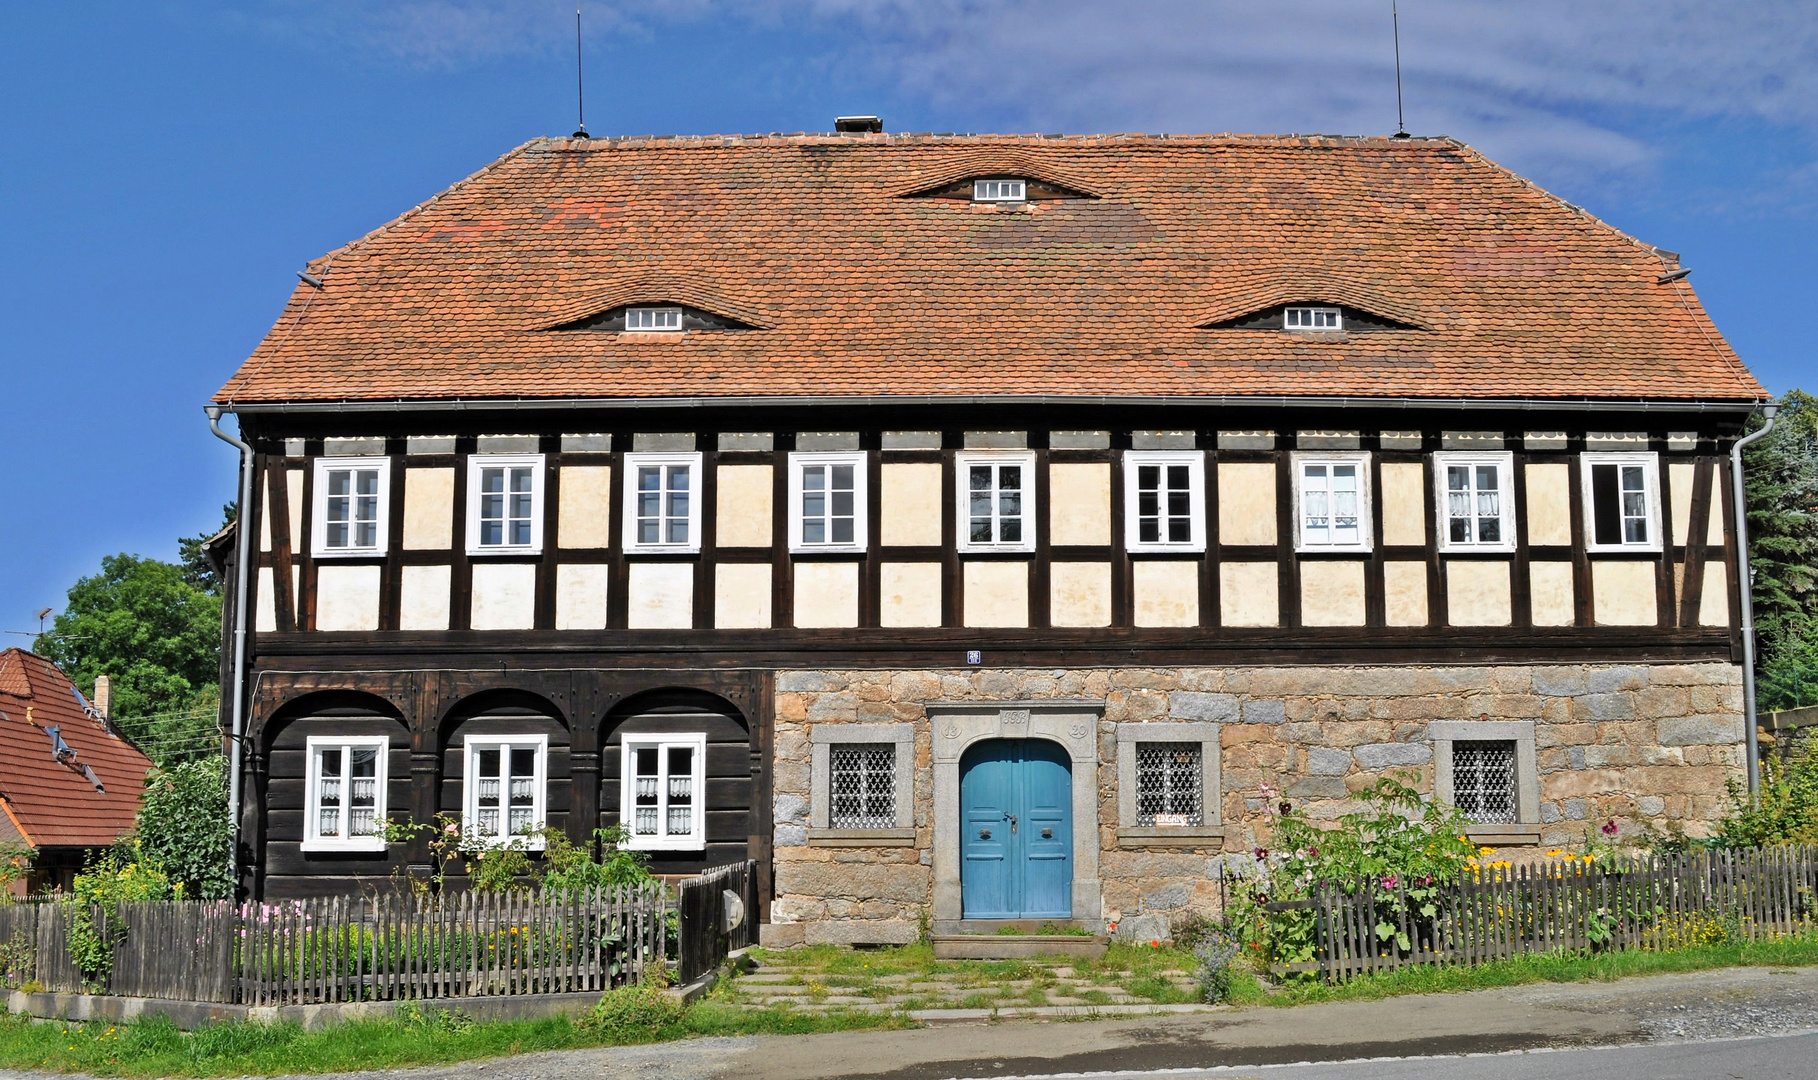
213,132,1764,406
0,650,152,849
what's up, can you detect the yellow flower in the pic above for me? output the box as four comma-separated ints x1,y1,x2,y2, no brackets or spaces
1546,848,1564,857
1478,846,1496,856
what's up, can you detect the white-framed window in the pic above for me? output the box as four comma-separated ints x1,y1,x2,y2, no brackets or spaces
311,457,390,557
789,451,868,553
1123,450,1206,552
621,452,703,553
1433,452,1515,553
1284,306,1342,331
625,306,683,331
1582,452,1662,552
303,735,388,852
462,733,548,849
466,454,544,555
620,733,707,851
972,178,1026,202
956,451,1037,552
1293,452,1372,552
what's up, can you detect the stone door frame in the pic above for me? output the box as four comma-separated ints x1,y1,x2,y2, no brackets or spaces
927,699,1103,932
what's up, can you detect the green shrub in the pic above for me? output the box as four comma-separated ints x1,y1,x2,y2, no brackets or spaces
134,756,234,899
1719,731,1818,847
66,847,177,988
1193,929,1243,1004
579,985,684,1039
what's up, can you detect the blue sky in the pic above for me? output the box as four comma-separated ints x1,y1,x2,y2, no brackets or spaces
1,1,1814,632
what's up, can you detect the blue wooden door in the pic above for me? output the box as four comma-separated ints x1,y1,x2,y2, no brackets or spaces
960,739,1072,918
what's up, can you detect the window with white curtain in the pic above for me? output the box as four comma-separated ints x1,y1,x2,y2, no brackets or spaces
303,735,388,851
1294,453,1372,551
463,734,548,848
312,458,390,556
620,733,707,851
1434,452,1515,553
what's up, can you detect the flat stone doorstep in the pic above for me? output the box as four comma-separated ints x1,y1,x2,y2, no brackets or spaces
909,1002,1224,1024
6,988,614,1032
932,935,1109,960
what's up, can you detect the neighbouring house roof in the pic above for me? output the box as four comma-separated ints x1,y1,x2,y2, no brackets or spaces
213,132,1764,407
0,649,153,849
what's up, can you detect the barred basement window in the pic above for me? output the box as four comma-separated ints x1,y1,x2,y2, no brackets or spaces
1135,742,1203,826
1452,739,1517,825
828,744,896,829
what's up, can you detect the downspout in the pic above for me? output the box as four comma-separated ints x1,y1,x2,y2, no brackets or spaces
1730,403,1778,801
206,406,255,890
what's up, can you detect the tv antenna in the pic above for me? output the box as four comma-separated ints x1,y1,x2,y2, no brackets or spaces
1391,1,1409,137
572,3,588,139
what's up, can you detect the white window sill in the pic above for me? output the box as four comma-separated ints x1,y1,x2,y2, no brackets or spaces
625,545,702,556
790,546,868,557
311,549,388,560
1127,543,1208,555
467,546,544,557
1585,545,1664,556
1437,543,1519,556
956,545,1037,555
300,839,389,854
625,839,707,853
1295,546,1373,555
807,827,916,847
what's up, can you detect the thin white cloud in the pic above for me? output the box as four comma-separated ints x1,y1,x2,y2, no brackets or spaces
242,0,1818,193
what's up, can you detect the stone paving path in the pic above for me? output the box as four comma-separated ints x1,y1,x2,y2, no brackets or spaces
713,949,1204,1015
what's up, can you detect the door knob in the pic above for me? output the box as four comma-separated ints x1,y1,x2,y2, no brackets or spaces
978,828,991,840
1041,827,1053,839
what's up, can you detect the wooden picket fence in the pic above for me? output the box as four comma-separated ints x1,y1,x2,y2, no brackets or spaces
676,860,759,984
1290,845,1818,981
0,884,669,1004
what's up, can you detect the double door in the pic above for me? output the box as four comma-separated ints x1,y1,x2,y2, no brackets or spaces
959,739,1072,919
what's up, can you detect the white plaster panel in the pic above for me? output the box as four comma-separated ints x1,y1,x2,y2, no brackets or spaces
402,468,455,550
1216,463,1277,545
879,562,943,627
398,565,452,631
1382,561,1429,626
469,562,537,630
1446,560,1512,627
286,470,303,553
554,563,610,629
1699,561,1730,628
557,466,612,549
1219,562,1279,627
1050,562,1111,627
715,563,773,629
1378,462,1427,547
1708,488,1726,546
626,562,695,629
794,562,858,628
1300,560,1366,626
963,561,1029,628
256,567,276,631
716,464,774,548
1529,562,1576,627
315,564,381,632
880,463,943,547
1669,462,1695,546
1592,560,1658,626
1048,462,1111,546
1524,463,1572,547
1133,561,1199,627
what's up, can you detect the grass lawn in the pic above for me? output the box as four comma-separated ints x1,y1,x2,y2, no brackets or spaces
4,934,1814,1076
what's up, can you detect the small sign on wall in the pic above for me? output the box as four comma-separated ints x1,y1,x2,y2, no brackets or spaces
1153,813,1191,828
966,650,983,665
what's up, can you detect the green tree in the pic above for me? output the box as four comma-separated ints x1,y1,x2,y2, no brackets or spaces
176,503,237,596
39,553,222,756
1745,390,1818,708
133,755,234,900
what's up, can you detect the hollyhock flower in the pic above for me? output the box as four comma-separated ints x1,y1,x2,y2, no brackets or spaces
1601,819,1619,836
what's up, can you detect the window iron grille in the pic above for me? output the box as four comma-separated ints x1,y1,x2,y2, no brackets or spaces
829,744,896,829
1453,739,1517,824
1135,742,1203,826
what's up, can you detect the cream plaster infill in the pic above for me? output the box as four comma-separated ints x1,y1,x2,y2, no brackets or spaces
925,699,1104,933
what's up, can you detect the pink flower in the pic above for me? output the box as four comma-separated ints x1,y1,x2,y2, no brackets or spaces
445,823,459,835
1306,846,1319,859
1601,819,1619,837
1254,847,1268,860
1380,874,1399,889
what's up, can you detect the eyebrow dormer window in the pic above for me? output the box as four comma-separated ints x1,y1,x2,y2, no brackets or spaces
626,307,683,332
1285,306,1343,331
972,179,1026,203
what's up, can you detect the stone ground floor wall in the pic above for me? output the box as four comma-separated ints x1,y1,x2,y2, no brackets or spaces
764,662,1744,946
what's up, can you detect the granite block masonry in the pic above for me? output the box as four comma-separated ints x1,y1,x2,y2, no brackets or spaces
767,662,1743,945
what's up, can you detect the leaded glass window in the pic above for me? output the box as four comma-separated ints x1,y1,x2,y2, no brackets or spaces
829,744,895,829
1135,742,1203,826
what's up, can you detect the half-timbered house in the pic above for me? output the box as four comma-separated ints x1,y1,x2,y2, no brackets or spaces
209,128,1768,944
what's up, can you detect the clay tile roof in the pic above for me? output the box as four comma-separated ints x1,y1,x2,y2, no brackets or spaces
0,649,153,849
213,132,1764,407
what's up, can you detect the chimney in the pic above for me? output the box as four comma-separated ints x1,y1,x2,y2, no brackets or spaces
834,115,883,134
93,675,111,720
